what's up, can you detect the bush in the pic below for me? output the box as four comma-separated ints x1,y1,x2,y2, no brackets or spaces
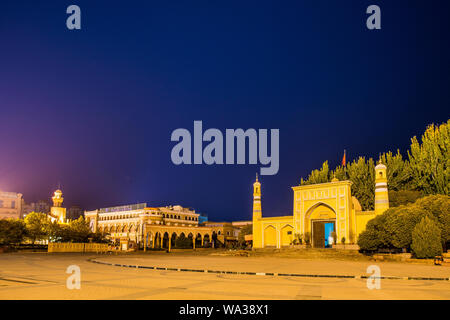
358,195,450,253
358,229,384,251
0,219,27,245
357,214,392,251
413,195,450,248
385,205,425,250
411,216,443,259
304,232,311,245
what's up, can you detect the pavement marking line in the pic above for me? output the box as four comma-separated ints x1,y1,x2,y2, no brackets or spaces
0,278,37,285
87,258,450,282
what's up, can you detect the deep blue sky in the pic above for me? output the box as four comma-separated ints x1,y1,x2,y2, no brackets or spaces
0,1,449,221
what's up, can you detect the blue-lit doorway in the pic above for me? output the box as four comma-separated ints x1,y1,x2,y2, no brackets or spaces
324,222,335,248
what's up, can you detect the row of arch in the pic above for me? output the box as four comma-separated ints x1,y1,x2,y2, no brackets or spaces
162,214,198,221
143,231,217,250
98,214,140,221
263,224,294,248
98,214,199,222
98,224,140,233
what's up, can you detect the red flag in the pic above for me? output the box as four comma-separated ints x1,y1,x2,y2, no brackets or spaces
342,150,346,166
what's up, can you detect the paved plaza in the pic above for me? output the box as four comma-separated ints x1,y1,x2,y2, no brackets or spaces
1,252,450,300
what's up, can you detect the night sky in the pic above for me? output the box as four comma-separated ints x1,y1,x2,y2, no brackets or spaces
1,1,449,221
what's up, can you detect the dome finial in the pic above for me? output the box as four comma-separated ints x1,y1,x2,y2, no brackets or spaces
256,172,259,182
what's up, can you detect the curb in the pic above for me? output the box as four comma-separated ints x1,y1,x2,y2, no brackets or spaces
87,258,450,282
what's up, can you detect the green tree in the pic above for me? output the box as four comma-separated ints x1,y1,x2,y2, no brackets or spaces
345,157,375,211
333,165,347,181
67,216,92,243
381,150,412,191
24,212,50,244
389,190,423,207
91,231,109,243
408,120,450,195
46,221,74,243
411,216,443,259
0,219,27,245
300,161,331,185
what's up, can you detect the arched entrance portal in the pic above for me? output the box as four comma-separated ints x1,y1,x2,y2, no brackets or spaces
305,203,336,248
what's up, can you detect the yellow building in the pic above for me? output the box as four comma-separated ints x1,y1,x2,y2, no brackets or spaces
252,161,389,248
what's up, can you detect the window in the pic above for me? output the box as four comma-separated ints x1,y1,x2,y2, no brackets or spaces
11,201,15,209
287,231,292,235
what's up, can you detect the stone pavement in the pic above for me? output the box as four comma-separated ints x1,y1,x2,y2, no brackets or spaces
95,252,450,279
0,252,449,300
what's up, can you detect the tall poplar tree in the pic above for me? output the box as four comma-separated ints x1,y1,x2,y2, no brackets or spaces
408,120,450,195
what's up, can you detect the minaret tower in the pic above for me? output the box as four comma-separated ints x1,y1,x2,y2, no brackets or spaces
252,174,263,248
253,173,262,220
374,158,389,215
51,189,67,223
52,189,64,207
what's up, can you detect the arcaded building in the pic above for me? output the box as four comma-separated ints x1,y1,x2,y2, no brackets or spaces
85,203,216,250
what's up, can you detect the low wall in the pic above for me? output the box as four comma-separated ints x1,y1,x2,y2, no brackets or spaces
48,243,108,253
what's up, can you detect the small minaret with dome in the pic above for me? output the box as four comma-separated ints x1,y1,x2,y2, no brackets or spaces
374,158,389,215
252,173,263,247
253,173,262,220
50,189,67,223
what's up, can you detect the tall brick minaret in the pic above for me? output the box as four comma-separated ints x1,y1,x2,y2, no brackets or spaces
374,159,389,215
252,173,262,220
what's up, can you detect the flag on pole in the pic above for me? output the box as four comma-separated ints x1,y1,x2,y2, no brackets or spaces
342,150,346,167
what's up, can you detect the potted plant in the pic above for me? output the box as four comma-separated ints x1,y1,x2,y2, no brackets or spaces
341,237,346,249
304,232,311,247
